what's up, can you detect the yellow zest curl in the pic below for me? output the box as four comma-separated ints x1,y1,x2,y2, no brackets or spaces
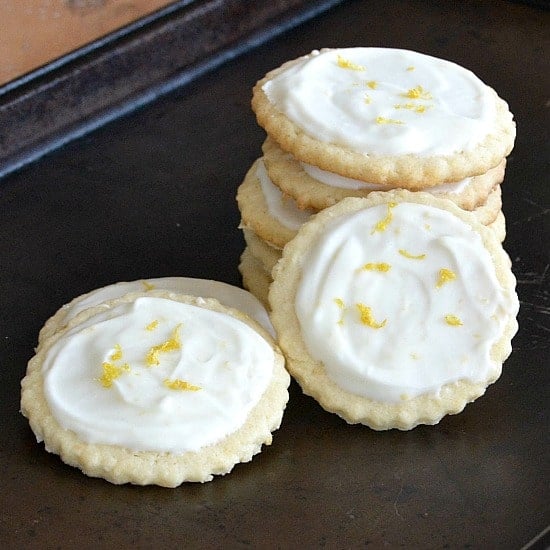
145,320,159,331
98,361,130,388
361,262,391,272
376,116,404,125
146,324,182,366
356,303,387,329
444,314,463,326
371,202,397,234
337,55,365,71
110,344,123,361
334,298,346,325
436,268,457,288
394,102,428,113
163,378,201,392
398,249,426,260
401,85,432,100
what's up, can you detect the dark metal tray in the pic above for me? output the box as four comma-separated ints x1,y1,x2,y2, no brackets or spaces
1,0,548,547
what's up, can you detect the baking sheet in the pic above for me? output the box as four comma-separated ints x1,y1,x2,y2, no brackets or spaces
0,0,180,86
1,0,548,547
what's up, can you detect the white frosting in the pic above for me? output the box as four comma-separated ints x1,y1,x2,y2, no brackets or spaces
43,297,274,453
429,178,471,195
60,277,274,337
256,159,313,229
301,162,385,190
295,202,518,402
263,48,497,156
301,161,471,194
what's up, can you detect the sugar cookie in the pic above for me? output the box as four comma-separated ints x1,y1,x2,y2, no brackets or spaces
242,228,282,274
22,291,289,485
237,158,314,248
239,248,273,309
269,191,518,430
262,137,506,211
252,48,515,186
39,276,274,344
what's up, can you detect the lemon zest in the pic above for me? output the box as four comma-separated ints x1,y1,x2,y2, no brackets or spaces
436,268,457,288
394,102,428,113
334,298,346,325
336,55,365,71
356,303,387,329
163,378,201,392
146,324,182,366
98,361,130,388
398,249,426,260
371,202,397,234
444,314,463,326
361,262,392,272
401,85,432,100
146,320,159,331
110,343,123,361
376,116,404,125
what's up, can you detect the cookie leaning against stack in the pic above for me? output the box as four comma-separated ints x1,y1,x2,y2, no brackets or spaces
238,47,515,306
269,191,519,430
21,280,290,486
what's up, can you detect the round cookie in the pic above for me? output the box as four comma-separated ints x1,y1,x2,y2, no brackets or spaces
242,228,282,274
488,210,506,243
470,184,502,226
21,291,290,486
238,155,504,247
239,248,273,309
237,158,314,249
252,48,515,186
262,137,506,211
39,277,275,344
269,191,519,430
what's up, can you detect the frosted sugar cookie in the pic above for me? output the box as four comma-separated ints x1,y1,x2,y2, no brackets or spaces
488,210,506,243
252,48,515,186
269,191,519,430
38,276,274,343
237,158,314,249
242,228,282,274
239,248,273,309
262,137,506,211
21,291,289,485
470,184,502,226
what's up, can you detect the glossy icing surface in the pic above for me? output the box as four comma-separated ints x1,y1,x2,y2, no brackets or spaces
43,297,274,452
295,202,518,402
58,277,274,337
263,48,497,156
300,160,471,194
257,159,313,229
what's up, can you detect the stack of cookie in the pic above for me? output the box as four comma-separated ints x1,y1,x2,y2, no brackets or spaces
237,47,515,307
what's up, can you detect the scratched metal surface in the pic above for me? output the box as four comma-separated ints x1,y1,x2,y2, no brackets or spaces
0,0,548,547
